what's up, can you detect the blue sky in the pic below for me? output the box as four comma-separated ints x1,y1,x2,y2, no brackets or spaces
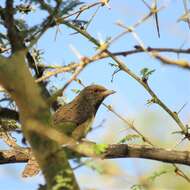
0,0,190,189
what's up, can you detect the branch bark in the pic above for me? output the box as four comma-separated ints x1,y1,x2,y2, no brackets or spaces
0,107,19,121
3,0,24,52
1,144,190,166
0,52,80,190
0,148,29,164
104,144,190,166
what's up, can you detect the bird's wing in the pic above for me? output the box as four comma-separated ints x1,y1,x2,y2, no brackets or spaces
53,103,76,125
53,102,94,140
71,116,94,140
53,104,78,136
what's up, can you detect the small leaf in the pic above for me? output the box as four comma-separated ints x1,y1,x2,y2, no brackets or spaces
118,134,140,143
94,143,108,155
60,0,84,16
140,68,155,81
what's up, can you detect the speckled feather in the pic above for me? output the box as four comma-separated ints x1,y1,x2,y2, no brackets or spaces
53,85,114,140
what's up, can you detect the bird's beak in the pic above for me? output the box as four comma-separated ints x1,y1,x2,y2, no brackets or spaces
102,89,116,97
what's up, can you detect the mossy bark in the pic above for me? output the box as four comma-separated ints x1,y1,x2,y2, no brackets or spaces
0,51,80,190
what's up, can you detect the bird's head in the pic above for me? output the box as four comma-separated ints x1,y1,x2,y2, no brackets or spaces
78,85,115,111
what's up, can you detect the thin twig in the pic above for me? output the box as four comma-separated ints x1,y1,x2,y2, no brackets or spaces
62,20,190,182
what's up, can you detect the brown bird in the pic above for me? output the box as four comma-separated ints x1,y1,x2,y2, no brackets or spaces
53,85,115,140
22,85,114,177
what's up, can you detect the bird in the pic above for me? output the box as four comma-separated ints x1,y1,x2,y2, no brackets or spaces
22,85,114,177
53,85,115,140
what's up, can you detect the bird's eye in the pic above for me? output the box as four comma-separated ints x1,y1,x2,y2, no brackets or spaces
94,89,99,93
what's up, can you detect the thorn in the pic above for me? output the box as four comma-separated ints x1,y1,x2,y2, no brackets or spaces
177,102,188,114
173,136,186,148
111,68,120,83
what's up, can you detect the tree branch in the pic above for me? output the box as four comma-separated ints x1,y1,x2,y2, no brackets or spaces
0,51,80,190
1,144,190,167
0,107,19,121
3,0,24,52
62,21,188,136
0,148,29,164
104,144,190,166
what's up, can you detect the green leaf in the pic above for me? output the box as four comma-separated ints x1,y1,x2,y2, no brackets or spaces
118,134,140,143
60,0,84,16
94,143,108,155
140,68,155,81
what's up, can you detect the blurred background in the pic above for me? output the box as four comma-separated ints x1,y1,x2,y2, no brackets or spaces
0,0,190,189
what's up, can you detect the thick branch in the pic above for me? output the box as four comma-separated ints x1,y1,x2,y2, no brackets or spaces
0,148,29,164
0,52,80,190
3,0,24,52
0,107,19,121
104,144,190,166
1,144,190,167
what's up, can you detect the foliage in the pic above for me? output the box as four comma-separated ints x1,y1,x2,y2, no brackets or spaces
118,134,140,143
94,143,108,155
140,68,155,81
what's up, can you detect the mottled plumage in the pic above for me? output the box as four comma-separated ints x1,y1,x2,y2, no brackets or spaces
53,85,115,140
